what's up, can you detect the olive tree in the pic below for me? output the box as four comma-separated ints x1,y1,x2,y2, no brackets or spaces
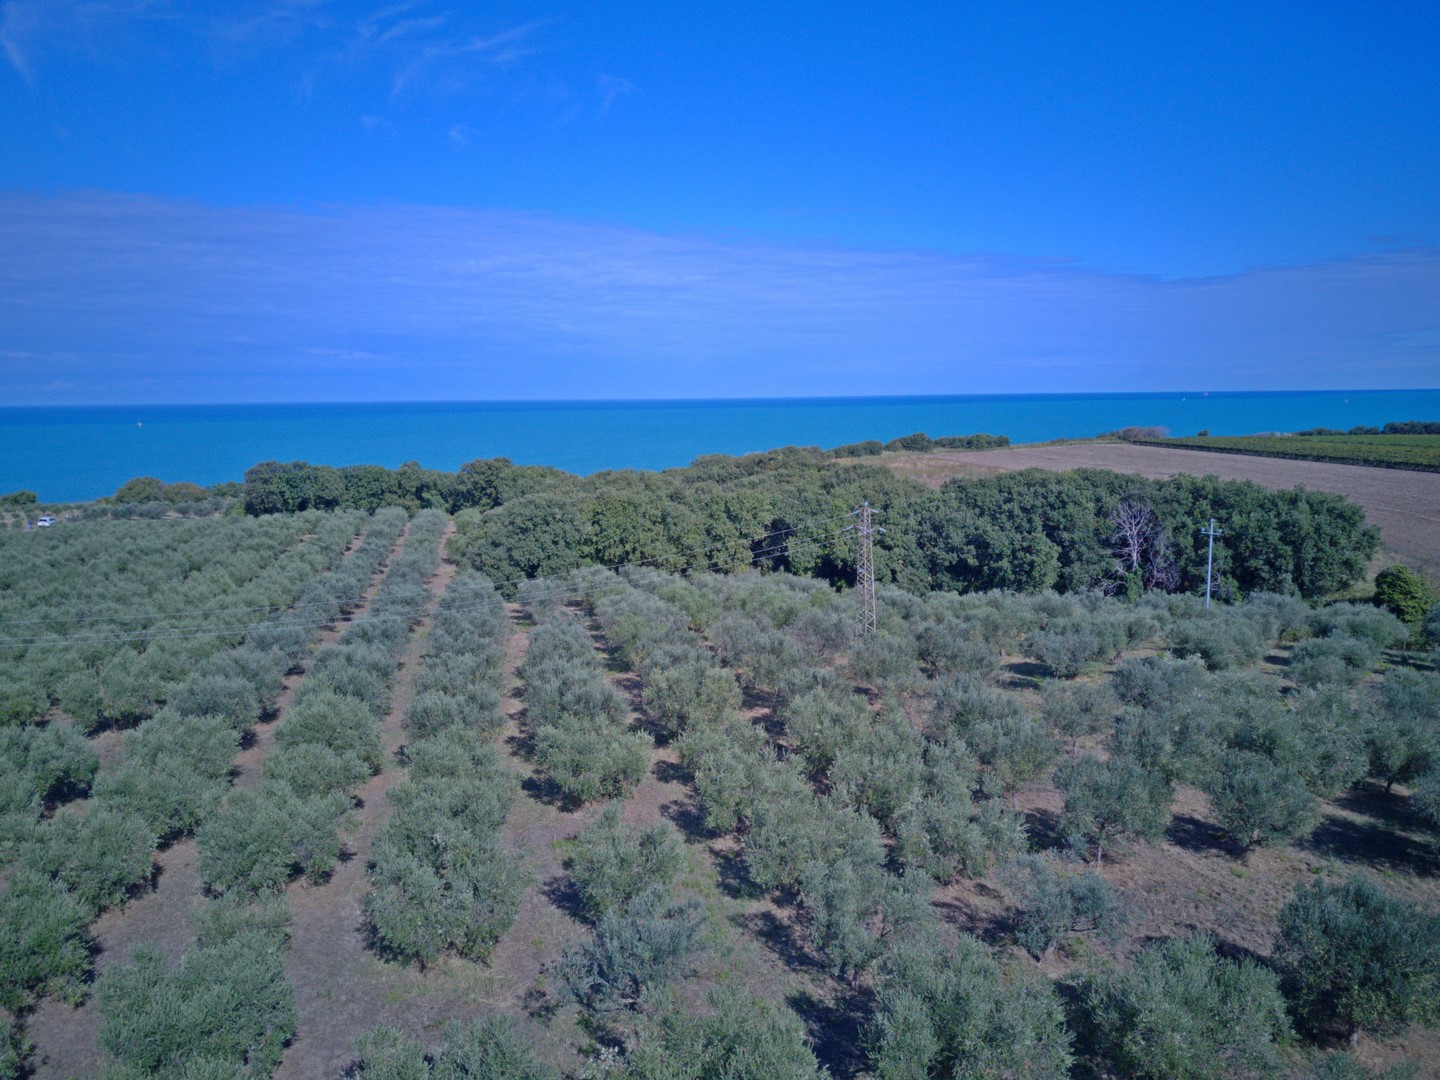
1084,933,1291,1079
868,932,1073,1079
1056,754,1172,865
567,804,686,918
1274,876,1440,1043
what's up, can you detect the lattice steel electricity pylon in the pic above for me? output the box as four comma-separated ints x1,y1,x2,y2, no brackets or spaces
849,502,883,639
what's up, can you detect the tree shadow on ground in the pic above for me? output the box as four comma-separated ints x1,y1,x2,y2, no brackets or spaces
653,759,689,785
520,773,578,812
1303,814,1439,878
732,908,826,977
1023,806,1067,852
931,882,1015,946
660,798,708,843
1335,782,1424,832
542,873,590,924
712,846,763,901
1165,813,1234,856
788,985,873,1079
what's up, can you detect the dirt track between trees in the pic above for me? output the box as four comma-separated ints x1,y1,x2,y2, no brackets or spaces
907,443,1440,571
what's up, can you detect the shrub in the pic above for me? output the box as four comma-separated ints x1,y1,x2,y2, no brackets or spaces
1169,614,1267,671
553,886,704,1012
1001,854,1128,960
1372,565,1435,637
929,674,1026,741
640,654,741,737
0,722,99,803
1113,654,1208,709
1023,619,1126,677
533,722,650,805
829,712,926,827
261,742,372,801
567,804,686,918
916,621,1000,680
192,892,292,949
274,689,385,774
969,711,1057,799
1364,677,1438,791
1290,635,1382,689
404,728,505,784
1041,680,1119,755
1056,754,1172,865
166,673,264,731
353,1026,428,1080
745,791,885,892
21,806,156,916
355,1013,557,1080
0,870,91,1009
1307,605,1410,650
1242,592,1312,642
405,690,471,738
623,984,824,1080
1084,933,1291,1079
426,1014,555,1080
1281,691,1370,798
1415,769,1440,831
91,751,229,842
0,1015,27,1079
1274,876,1440,1042
798,859,930,981
868,932,1073,1079
783,687,874,780
1202,750,1320,849
366,778,527,964
196,787,350,893
852,629,921,689
98,926,296,1077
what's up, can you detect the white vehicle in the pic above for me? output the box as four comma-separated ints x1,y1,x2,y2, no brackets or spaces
35,516,55,527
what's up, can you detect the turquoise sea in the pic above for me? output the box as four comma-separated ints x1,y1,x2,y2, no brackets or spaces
3,390,1439,504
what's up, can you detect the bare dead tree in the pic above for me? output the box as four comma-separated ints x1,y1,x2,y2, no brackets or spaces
1106,498,1179,594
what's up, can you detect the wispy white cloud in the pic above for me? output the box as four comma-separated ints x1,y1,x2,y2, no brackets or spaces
1,0,161,81
597,72,635,116
0,191,1435,402
376,17,544,98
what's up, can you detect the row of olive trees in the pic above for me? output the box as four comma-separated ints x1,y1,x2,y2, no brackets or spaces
195,509,448,894
365,571,530,964
85,510,430,1076
530,571,832,1076
0,510,406,1062
0,510,367,728
517,584,650,804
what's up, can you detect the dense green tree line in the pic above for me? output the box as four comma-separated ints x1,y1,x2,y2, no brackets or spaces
438,448,1379,600
242,457,566,515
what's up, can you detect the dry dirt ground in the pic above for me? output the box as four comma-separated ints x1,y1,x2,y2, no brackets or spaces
884,443,1440,572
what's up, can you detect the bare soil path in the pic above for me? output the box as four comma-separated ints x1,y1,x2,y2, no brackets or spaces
901,443,1440,571
275,522,460,1079
27,522,405,1080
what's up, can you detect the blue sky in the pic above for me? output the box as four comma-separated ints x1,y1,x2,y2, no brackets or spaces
1,1,1437,403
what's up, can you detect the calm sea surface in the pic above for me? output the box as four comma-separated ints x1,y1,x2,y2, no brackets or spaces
3,391,1439,503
